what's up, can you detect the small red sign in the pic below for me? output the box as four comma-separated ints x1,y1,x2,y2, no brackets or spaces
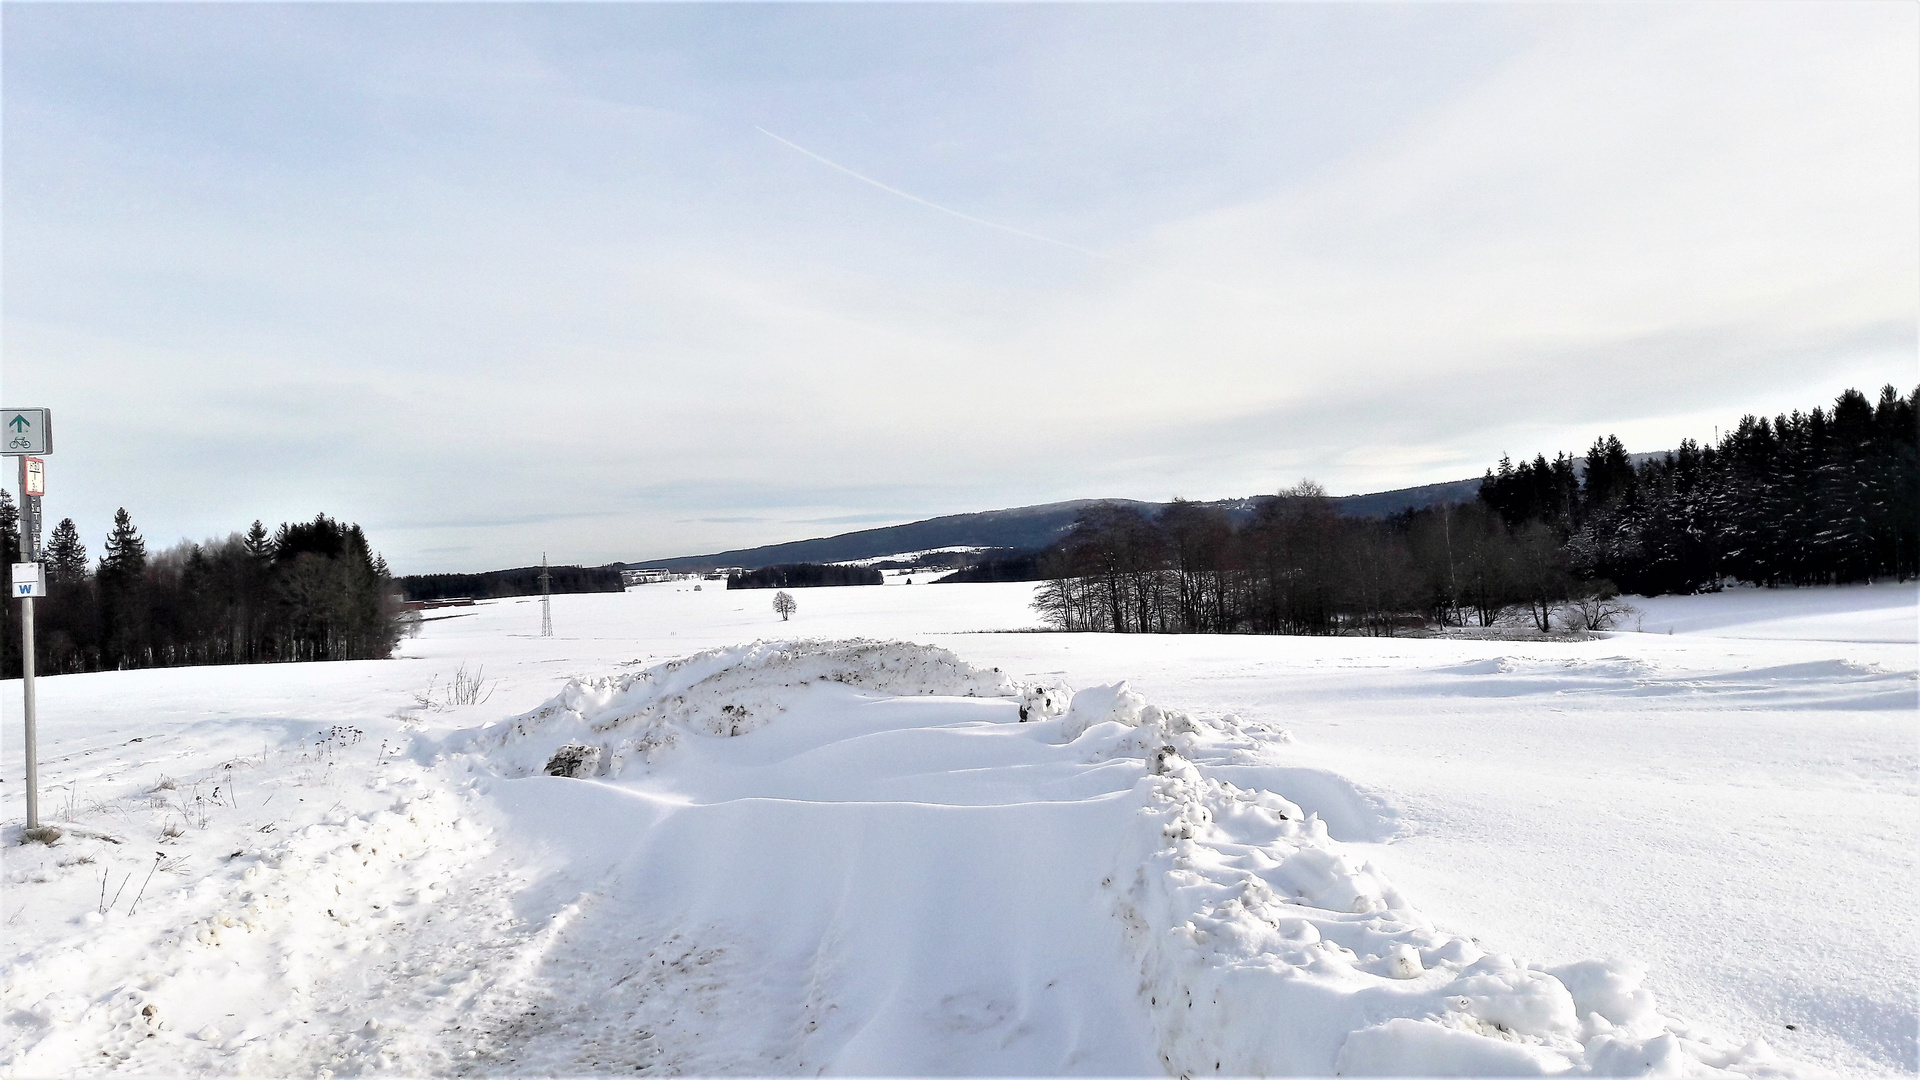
23,456,44,497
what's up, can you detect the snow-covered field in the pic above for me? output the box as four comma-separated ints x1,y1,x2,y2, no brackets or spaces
2,580,1913,1077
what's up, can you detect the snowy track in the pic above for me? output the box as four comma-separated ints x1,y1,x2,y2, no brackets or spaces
2,582,1912,1076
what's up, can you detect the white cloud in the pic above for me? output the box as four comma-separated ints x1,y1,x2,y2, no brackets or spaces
2,4,1912,570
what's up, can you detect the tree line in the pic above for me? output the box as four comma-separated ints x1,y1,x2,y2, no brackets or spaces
399,565,625,602
937,552,1044,583
1482,386,1918,593
1035,385,1918,635
0,505,402,677
727,563,883,589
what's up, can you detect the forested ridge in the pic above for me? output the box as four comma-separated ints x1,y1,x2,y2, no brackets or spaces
0,508,402,677
1034,385,1918,635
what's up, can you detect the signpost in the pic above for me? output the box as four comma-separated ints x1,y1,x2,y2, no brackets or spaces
4,407,50,839
4,409,50,456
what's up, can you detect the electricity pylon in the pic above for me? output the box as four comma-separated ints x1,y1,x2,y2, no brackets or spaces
539,552,553,638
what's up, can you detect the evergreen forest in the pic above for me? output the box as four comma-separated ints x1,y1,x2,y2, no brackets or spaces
0,508,402,677
727,563,884,589
1034,385,1918,634
399,565,625,602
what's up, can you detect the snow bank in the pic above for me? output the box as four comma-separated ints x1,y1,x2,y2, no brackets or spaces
443,641,1801,1076
456,638,1057,778
1,737,498,1078
1038,680,1799,1077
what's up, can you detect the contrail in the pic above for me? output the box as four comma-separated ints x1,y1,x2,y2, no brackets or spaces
754,126,1121,263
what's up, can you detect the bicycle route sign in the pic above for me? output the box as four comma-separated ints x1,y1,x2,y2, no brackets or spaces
3,409,51,455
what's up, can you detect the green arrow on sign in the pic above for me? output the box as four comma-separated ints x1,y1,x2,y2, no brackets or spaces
7,416,27,432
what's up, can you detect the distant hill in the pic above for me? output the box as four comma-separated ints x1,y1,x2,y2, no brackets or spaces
627,501,1123,573
1333,478,1484,519
624,477,1497,573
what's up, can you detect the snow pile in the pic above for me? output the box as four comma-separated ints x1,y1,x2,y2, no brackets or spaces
1,737,497,1078
1032,676,1800,1077
446,642,1801,1076
462,638,1062,778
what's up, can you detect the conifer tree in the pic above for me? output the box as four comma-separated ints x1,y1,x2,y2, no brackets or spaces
236,519,274,660
0,489,18,568
98,508,150,667
1581,435,1636,511
45,519,88,583
243,520,272,561
0,490,16,675
102,508,147,573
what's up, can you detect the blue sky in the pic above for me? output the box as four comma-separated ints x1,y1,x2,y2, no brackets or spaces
3,3,1915,572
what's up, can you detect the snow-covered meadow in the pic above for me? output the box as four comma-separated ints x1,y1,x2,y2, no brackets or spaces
1,580,1913,1076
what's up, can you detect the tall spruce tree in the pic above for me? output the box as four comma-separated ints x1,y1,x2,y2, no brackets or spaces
238,522,271,661
98,508,150,667
243,520,272,561
45,518,88,583
100,508,147,577
1580,435,1636,512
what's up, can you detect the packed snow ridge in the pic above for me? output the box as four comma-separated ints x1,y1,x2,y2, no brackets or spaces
3,639,1803,1076
453,639,1794,1076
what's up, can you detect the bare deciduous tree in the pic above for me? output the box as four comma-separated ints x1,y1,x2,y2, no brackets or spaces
773,590,797,621
1562,583,1638,632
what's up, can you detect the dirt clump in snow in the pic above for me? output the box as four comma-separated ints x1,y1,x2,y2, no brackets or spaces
542,744,602,778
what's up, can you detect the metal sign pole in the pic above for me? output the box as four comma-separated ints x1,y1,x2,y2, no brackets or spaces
5,409,52,840
17,454,40,833
20,593,36,833
12,455,41,833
